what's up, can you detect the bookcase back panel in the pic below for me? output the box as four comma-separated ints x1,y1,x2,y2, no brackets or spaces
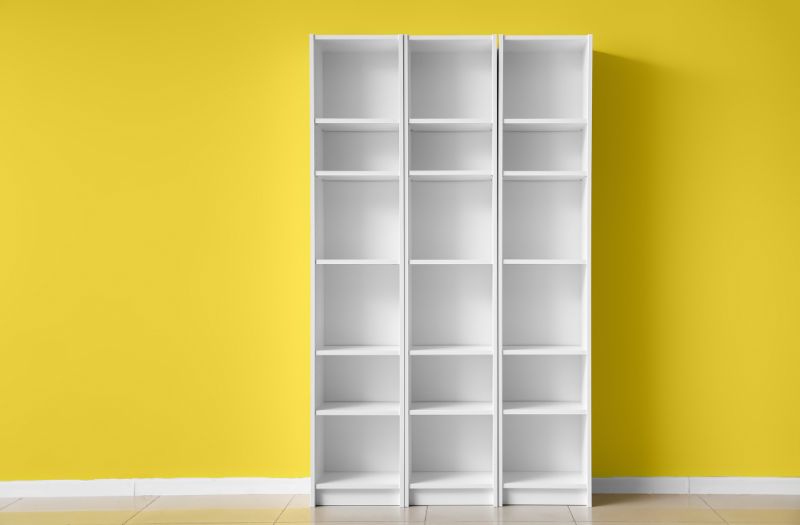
317,44,400,118
321,356,400,402
410,181,492,260
411,355,492,402
411,265,493,346
318,130,399,171
318,265,400,346
317,180,399,260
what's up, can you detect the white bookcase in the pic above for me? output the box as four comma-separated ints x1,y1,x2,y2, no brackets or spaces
499,35,592,506
311,34,591,507
310,35,404,506
406,35,497,506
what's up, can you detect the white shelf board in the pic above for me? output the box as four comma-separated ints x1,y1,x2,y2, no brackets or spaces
316,170,399,181
503,259,586,265
315,118,398,131
316,346,400,356
410,401,492,416
316,401,400,416
502,345,586,356
410,259,492,265
409,118,493,131
503,401,586,415
410,345,493,356
316,471,400,490
409,170,493,181
503,470,586,490
316,259,400,265
503,118,587,131
410,471,494,489
503,170,587,181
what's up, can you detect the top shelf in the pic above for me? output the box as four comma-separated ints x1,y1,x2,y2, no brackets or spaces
503,35,590,53
315,118,399,131
409,119,493,131
503,119,586,131
408,35,495,52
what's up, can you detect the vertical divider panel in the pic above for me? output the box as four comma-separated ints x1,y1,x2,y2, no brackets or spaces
583,35,593,507
491,34,499,508
309,34,317,508
402,34,410,508
496,34,504,507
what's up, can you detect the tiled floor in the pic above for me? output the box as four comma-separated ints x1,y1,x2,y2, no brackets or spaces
0,493,798,525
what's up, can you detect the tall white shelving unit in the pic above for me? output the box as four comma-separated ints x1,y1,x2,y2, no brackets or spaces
405,35,497,506
499,35,592,506
311,34,591,507
310,35,405,506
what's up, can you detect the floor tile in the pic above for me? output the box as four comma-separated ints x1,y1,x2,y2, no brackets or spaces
286,494,310,508
0,500,18,512
427,522,573,525
584,495,714,509
128,494,290,524
498,506,574,521
0,496,154,525
424,506,498,522
0,511,134,525
1,497,154,512
713,508,800,523
700,494,800,509
570,494,723,522
277,505,426,522
576,523,728,525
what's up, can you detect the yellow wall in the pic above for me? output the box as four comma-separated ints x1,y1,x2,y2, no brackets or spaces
1,0,799,481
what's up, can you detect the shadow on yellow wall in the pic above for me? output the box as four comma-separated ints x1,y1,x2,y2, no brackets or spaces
593,52,664,474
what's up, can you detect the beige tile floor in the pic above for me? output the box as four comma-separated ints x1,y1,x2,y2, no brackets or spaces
0,493,798,525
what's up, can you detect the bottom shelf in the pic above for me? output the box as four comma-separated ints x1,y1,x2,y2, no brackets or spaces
503,470,586,489
316,471,399,490
410,471,493,490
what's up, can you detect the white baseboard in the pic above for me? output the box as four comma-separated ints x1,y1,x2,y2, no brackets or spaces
593,477,689,494
594,477,800,495
1,477,798,498
134,477,309,496
0,478,310,498
688,477,800,495
0,479,136,498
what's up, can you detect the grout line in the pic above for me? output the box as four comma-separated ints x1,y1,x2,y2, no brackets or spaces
422,504,428,521
273,493,297,523
121,494,159,525
0,498,21,511
698,494,730,524
567,503,577,523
